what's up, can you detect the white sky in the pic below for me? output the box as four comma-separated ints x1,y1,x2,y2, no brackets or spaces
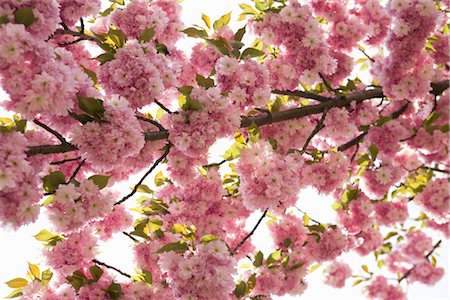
0,0,449,299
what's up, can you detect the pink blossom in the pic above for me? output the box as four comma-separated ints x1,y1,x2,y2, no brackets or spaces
324,261,352,288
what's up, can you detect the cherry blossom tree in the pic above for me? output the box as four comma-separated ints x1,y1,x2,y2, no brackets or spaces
0,0,449,299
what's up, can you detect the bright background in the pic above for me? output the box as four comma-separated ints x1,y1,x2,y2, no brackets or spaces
0,0,449,299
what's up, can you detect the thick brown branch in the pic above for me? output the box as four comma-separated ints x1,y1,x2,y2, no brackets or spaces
272,89,331,102
114,143,172,205
26,143,78,156
231,209,268,256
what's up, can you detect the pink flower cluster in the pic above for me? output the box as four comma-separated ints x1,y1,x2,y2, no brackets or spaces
374,200,408,226
99,40,179,109
373,0,439,101
0,0,60,39
252,250,309,297
408,127,449,164
414,178,449,223
302,152,350,194
216,57,271,110
353,0,391,45
359,162,405,199
45,229,97,276
165,87,240,160
366,276,405,300
338,194,373,233
46,180,115,233
58,0,101,26
159,240,236,299
269,214,307,249
324,261,352,288
0,131,41,228
306,227,347,261
253,1,338,89
71,96,145,172
354,226,383,256
156,169,250,241
364,119,408,160
312,0,365,51
189,43,220,78
320,107,359,146
237,142,303,211
111,0,182,47
260,105,315,154
0,24,93,118
409,261,444,285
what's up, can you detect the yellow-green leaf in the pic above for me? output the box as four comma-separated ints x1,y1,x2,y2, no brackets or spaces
28,262,40,279
202,13,211,29
5,278,28,288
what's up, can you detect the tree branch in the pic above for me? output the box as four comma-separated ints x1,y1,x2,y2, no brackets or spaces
231,209,268,256
92,259,131,278
398,240,442,283
25,80,450,155
300,109,328,154
50,156,82,165
33,119,69,144
114,143,172,205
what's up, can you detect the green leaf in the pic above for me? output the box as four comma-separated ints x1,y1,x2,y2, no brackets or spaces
195,74,214,89
241,47,264,59
14,7,35,27
361,264,370,274
309,263,322,273
41,269,53,285
266,249,282,267
88,175,111,189
108,28,127,48
43,171,66,193
141,269,153,285
222,142,246,161
34,229,64,246
157,241,189,254
148,219,163,232
213,12,231,30
0,15,9,25
137,184,153,194
5,278,28,288
253,251,263,267
368,144,378,160
89,266,103,282
353,279,363,286
206,38,231,56
234,26,246,42
67,271,88,290
246,273,256,293
139,27,155,43
109,0,125,4
5,289,23,299
182,27,208,39
155,43,169,55
341,189,358,203
202,14,211,29
200,235,219,244
154,171,167,187
95,52,115,65
234,281,246,298
78,97,105,119
103,282,122,300
383,231,397,241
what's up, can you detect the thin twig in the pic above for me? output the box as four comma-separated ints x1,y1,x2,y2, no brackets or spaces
123,231,139,242
33,119,68,144
114,143,172,205
231,209,268,256
135,115,166,131
300,110,327,154
203,160,226,168
80,18,85,34
294,205,321,224
50,156,82,165
68,159,86,183
92,259,131,278
154,100,175,114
